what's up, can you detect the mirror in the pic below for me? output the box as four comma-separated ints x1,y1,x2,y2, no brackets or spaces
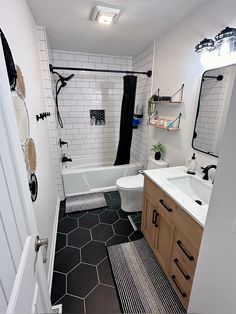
192,64,236,157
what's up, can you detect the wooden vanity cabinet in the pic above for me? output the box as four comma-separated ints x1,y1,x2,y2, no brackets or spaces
141,176,203,310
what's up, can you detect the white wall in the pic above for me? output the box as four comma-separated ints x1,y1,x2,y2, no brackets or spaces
131,45,154,166
0,0,58,275
189,74,236,314
50,49,132,159
151,1,236,169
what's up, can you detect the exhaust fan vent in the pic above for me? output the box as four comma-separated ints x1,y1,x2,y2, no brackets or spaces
92,5,120,24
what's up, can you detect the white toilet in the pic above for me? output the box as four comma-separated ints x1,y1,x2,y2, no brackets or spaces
116,157,168,212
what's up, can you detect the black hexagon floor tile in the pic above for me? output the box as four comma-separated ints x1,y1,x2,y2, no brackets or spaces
106,197,121,211
109,191,121,200
99,210,119,224
91,223,114,242
55,233,66,253
97,258,114,287
58,201,66,221
129,230,144,242
81,241,106,265
106,234,129,246
85,284,120,314
118,209,129,219
79,213,99,229
67,263,98,298
55,294,84,314
54,246,81,273
113,219,134,236
67,211,87,219
68,228,91,248
133,212,142,222
51,271,66,304
57,217,77,234
90,207,106,215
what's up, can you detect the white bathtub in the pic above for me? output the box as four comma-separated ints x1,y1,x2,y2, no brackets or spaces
62,156,143,197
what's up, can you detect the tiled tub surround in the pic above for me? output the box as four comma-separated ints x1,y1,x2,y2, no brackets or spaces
131,45,154,166
51,191,142,313
50,50,132,159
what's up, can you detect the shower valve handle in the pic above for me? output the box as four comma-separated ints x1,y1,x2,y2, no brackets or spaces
59,138,68,148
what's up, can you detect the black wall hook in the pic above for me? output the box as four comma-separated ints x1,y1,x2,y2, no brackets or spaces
36,112,51,121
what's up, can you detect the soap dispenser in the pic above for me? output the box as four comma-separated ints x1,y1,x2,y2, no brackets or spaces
187,153,197,175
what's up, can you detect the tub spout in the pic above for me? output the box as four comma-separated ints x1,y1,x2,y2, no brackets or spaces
62,156,72,163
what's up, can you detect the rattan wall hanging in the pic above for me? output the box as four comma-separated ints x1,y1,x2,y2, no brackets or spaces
15,65,26,98
12,90,30,145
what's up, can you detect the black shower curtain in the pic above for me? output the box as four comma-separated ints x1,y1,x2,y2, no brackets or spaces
114,75,137,165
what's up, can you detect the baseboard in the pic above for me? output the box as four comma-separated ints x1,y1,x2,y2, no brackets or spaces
47,197,60,294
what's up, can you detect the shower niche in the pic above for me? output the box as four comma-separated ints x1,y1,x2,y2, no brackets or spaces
90,110,105,126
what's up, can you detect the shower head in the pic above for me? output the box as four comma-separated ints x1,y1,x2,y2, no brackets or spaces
59,74,74,87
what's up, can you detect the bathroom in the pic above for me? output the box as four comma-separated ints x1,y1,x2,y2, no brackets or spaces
1,0,236,313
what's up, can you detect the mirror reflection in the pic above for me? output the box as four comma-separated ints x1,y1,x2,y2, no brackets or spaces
192,64,236,157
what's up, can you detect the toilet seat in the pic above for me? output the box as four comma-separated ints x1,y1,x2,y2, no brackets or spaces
116,174,144,191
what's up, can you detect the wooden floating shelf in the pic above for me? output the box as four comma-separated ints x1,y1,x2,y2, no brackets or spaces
149,123,180,131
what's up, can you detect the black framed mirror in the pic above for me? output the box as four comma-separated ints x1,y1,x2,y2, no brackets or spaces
192,64,236,157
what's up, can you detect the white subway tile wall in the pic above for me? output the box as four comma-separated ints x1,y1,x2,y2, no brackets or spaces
36,27,64,199
131,45,154,166
37,27,153,196
51,49,132,158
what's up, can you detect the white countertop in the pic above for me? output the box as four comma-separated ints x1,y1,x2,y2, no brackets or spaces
144,166,212,227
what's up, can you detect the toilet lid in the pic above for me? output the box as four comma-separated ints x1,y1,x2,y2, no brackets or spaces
116,174,144,190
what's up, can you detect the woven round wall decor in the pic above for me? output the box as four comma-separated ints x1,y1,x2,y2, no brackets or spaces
16,65,26,98
25,138,37,174
0,28,17,91
12,90,30,145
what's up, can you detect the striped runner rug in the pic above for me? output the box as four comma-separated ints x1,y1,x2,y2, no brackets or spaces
107,238,186,314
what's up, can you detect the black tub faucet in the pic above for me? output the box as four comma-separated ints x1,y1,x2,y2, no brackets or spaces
202,164,217,180
62,155,72,163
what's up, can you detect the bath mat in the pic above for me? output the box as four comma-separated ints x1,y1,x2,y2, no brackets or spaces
107,238,185,314
65,192,107,213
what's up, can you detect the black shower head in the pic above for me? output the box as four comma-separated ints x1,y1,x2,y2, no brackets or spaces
59,74,74,87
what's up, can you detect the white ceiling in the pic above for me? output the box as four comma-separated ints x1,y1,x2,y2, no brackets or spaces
27,0,208,56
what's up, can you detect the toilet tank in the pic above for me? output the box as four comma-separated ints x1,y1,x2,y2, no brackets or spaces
147,157,168,169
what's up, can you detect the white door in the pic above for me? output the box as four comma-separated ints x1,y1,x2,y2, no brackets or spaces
0,43,52,313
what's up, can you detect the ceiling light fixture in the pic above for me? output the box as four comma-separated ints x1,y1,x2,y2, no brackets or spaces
92,5,120,25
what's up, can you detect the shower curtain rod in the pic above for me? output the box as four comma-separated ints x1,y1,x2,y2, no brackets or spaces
49,64,152,77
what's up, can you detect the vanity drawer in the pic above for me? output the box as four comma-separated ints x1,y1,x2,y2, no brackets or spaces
174,230,198,266
170,262,190,309
172,248,195,282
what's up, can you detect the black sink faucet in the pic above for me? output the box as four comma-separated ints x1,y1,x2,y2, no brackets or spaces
202,164,217,180
62,155,72,163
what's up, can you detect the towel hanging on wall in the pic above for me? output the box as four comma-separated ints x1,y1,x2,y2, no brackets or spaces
114,75,137,166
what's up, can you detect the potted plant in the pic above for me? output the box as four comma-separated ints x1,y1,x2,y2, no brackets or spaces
151,142,165,160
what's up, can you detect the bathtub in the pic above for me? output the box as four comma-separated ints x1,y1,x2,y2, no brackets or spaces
62,156,143,197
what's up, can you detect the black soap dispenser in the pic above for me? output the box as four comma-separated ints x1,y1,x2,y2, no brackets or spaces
187,153,197,175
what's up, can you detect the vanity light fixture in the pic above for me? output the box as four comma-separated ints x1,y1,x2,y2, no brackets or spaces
215,27,236,56
195,26,236,58
91,5,120,25
195,38,215,53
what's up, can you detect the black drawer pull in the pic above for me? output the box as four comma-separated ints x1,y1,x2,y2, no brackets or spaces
177,240,194,261
171,275,187,298
152,209,157,224
159,199,173,212
155,212,159,228
174,258,190,280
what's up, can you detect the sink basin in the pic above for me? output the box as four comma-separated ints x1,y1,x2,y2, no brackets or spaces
168,175,212,205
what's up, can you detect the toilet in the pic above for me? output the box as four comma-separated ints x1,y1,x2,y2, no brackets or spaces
116,157,168,212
